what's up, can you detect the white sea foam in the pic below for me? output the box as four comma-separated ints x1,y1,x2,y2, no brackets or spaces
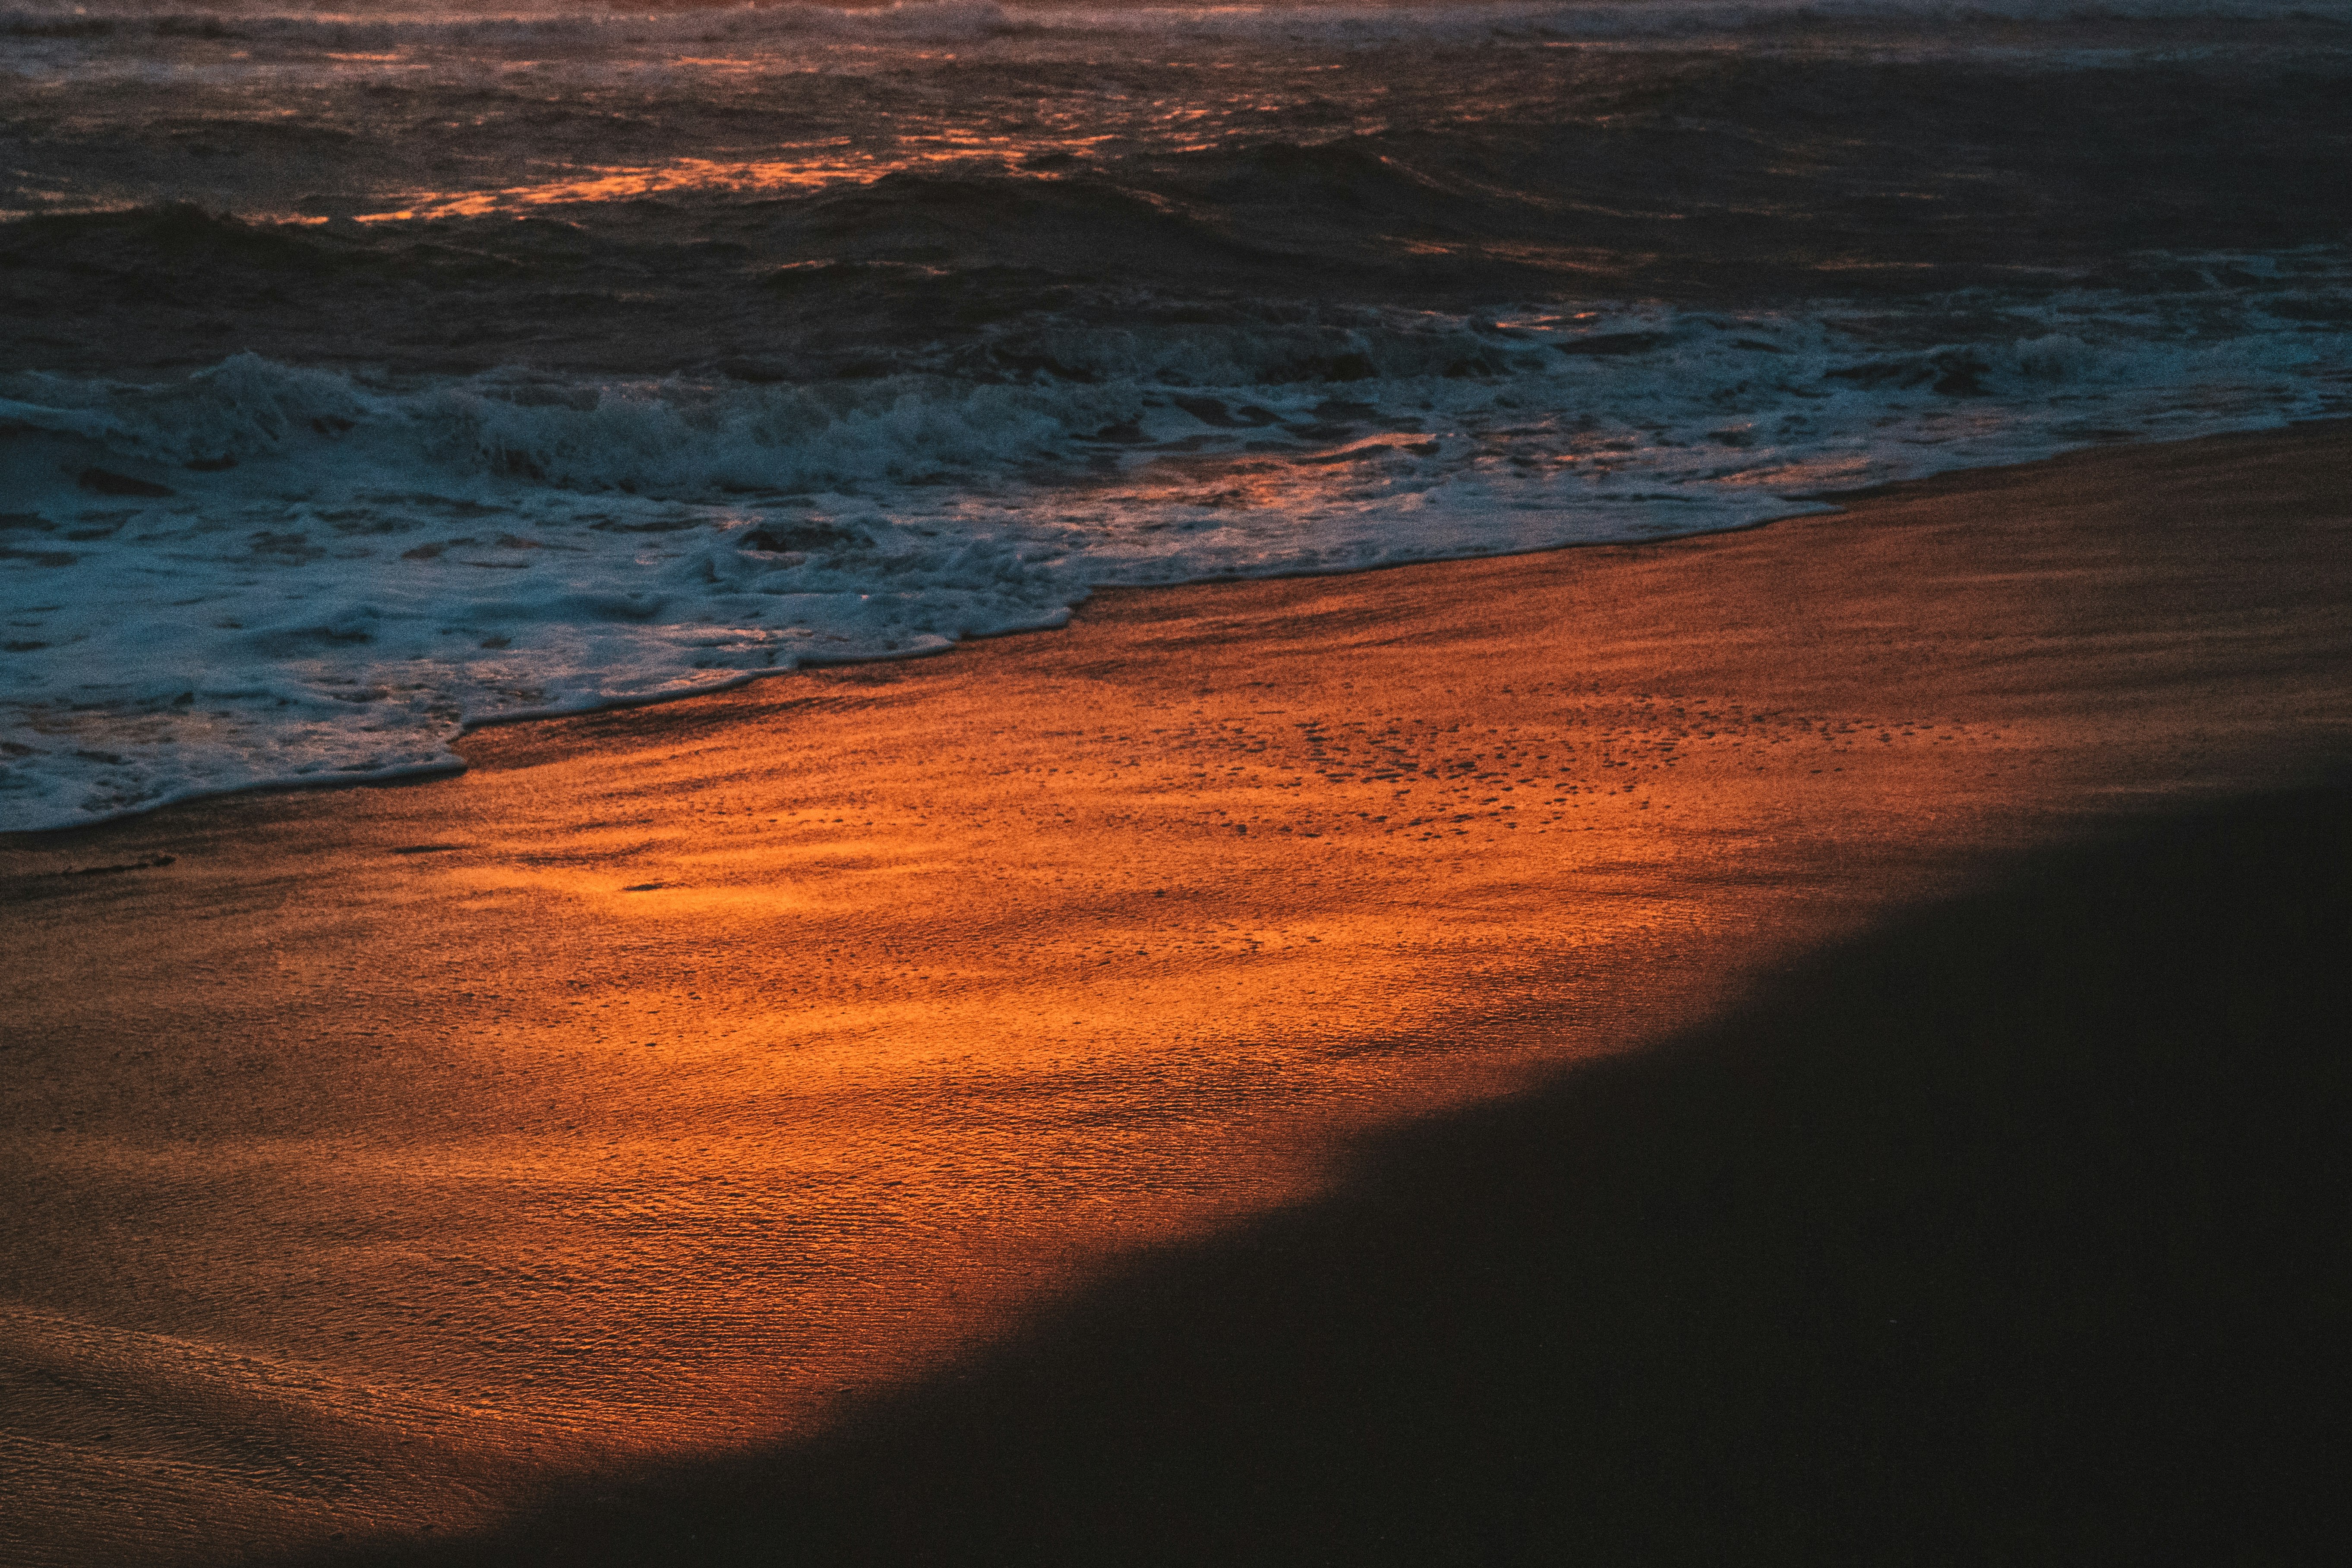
5,287,2346,830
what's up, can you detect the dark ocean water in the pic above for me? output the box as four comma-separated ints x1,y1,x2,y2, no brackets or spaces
4,0,2348,829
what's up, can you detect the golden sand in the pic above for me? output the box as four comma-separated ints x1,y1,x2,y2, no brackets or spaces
3,422,2348,1563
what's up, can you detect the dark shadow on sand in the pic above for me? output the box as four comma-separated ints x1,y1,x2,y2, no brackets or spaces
329,786,2350,1567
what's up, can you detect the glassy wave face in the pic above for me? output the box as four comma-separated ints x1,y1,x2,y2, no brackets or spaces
4,0,2348,829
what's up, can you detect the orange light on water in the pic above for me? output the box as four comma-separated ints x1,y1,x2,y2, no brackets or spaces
355,135,1118,221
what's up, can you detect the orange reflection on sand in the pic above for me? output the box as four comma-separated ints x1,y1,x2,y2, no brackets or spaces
8,628,1899,1562
400,670,1765,1453
15,423,2352,1560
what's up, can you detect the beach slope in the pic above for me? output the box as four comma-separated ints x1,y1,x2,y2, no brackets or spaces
3,422,2349,1565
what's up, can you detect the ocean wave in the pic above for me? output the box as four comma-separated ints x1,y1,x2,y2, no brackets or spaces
8,287,2327,499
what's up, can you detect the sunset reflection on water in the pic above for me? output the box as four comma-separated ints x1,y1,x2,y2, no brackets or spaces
355,141,1091,221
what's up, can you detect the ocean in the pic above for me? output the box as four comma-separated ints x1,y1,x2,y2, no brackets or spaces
3,0,2346,833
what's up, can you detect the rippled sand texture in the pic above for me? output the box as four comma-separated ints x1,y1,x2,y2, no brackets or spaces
5,423,2351,1564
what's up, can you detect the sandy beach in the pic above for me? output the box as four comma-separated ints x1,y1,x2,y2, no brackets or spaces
5,421,2349,1565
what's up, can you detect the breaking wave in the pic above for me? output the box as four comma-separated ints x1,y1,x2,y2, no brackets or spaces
6,286,2346,831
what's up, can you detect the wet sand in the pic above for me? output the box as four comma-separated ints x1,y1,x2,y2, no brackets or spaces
4,421,2350,1565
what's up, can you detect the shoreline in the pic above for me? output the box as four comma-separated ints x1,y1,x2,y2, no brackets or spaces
5,418,2351,1565
17,414,2328,846
8,484,1825,844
